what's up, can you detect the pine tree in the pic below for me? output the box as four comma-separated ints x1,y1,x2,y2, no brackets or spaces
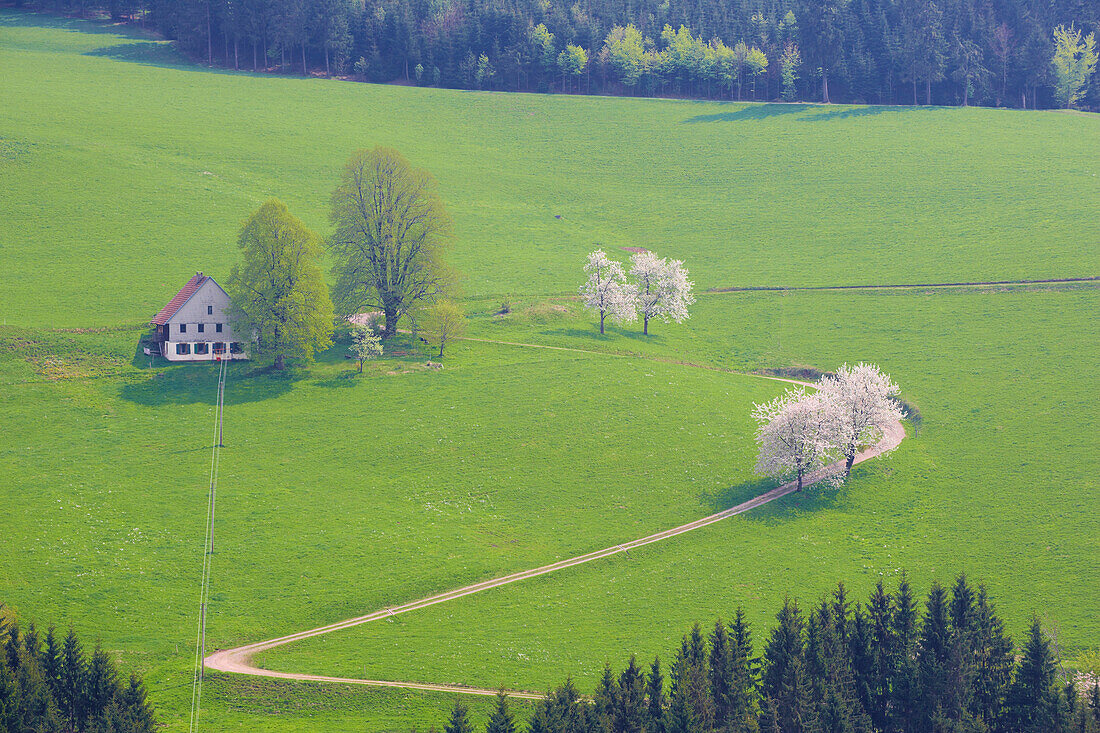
1005,619,1062,733
118,673,157,733
847,606,875,724
664,684,694,733
646,656,666,733
527,700,552,733
917,581,955,728
446,700,475,733
616,656,647,733
486,689,517,733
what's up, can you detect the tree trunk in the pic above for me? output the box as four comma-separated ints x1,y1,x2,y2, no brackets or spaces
845,450,856,477
357,359,364,374
925,78,931,106
822,68,829,103
913,79,918,105
274,353,285,370
643,315,649,335
383,306,400,339
325,46,330,75
600,311,606,335
301,41,307,75
797,468,803,492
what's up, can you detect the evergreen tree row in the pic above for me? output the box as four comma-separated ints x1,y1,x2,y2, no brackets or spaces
14,0,1100,110
445,576,1100,733
0,605,157,733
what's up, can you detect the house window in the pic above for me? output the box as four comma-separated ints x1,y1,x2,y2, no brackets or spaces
198,323,205,333
179,323,187,333
175,343,191,355
229,342,244,354
216,323,223,333
207,305,213,315
213,342,227,355
194,342,209,355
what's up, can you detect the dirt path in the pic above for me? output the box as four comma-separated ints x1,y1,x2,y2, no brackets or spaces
203,346,906,699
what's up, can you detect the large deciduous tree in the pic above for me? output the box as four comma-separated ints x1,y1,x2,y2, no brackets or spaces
630,251,695,335
329,147,454,339
752,387,832,491
580,249,636,334
227,199,335,370
818,362,903,476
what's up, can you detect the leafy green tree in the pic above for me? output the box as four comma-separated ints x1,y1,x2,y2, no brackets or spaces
1051,24,1098,108
557,44,588,91
421,299,466,358
329,147,455,338
227,199,334,369
744,47,768,100
602,25,646,89
779,43,800,101
446,700,475,733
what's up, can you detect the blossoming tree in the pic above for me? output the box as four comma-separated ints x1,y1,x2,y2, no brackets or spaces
580,249,636,334
819,363,903,476
629,251,695,335
752,387,833,492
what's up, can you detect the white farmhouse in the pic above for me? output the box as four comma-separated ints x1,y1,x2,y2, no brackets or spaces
151,272,247,362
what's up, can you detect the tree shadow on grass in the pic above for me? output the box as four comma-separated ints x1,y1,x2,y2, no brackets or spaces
683,102,943,124
117,363,295,406
0,8,154,36
83,41,188,67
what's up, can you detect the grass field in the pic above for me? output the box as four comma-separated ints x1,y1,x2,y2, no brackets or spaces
1,8,1098,733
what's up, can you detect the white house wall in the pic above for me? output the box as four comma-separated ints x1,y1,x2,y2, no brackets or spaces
161,278,249,362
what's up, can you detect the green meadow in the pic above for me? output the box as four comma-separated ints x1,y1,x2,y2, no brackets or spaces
1,8,1099,733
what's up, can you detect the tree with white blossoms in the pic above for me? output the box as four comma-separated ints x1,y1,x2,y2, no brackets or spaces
349,324,383,373
819,362,903,477
753,386,833,492
580,249,636,334
630,251,696,336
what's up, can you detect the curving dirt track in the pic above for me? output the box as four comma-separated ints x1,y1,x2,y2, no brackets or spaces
204,361,905,699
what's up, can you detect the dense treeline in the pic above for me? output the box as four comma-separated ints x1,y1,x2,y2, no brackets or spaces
13,0,1100,109
0,604,157,733
446,575,1100,733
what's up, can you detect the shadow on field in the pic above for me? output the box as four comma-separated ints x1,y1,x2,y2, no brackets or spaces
683,102,943,124
0,8,153,36
84,41,186,66
118,364,294,406
701,477,776,512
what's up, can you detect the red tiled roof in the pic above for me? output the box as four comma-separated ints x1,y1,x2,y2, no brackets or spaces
152,273,208,325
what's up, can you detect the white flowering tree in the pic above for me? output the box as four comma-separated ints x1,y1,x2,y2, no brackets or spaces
630,251,696,335
348,324,383,373
819,363,903,476
753,387,833,492
580,250,637,334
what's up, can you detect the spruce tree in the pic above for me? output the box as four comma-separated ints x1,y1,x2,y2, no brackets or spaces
41,626,62,702
60,627,87,730
917,581,960,727
664,685,694,733
847,606,875,723
86,645,120,721
728,608,759,733
594,663,619,733
646,656,666,733
888,576,920,733
759,598,816,733
119,674,156,733
616,656,647,733
969,586,1014,728
447,702,475,733
1089,683,1100,728
865,582,894,731
486,689,517,733
709,620,733,728
528,700,552,733
1005,620,1062,733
